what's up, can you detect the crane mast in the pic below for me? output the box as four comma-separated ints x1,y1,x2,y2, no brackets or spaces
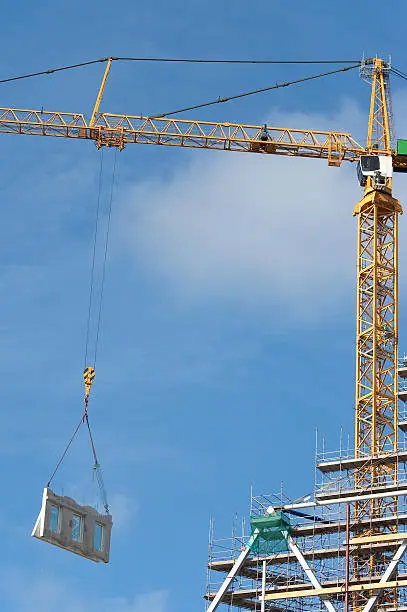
353,57,403,609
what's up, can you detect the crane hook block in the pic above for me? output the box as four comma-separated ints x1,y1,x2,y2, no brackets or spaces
84,367,96,399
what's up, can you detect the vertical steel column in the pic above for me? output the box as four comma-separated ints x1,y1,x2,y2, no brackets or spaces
261,559,266,612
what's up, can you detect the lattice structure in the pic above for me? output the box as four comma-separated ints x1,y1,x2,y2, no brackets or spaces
353,57,401,612
0,107,366,160
360,58,392,151
205,430,407,612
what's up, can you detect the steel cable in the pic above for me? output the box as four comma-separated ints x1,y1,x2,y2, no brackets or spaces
0,56,362,85
148,64,360,118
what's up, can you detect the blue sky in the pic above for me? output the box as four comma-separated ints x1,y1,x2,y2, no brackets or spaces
2,1,407,611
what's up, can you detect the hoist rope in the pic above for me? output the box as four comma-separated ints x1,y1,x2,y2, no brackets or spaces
46,153,117,514
85,147,117,368
94,147,117,366
84,149,104,368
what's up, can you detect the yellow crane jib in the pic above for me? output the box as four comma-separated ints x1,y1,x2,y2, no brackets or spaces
83,366,96,406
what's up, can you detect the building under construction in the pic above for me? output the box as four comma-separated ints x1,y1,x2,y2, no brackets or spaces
206,391,407,612
205,59,407,612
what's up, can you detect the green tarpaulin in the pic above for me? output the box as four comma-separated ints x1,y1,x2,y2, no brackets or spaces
248,511,291,555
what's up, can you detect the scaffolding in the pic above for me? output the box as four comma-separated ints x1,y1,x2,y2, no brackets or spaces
205,360,407,612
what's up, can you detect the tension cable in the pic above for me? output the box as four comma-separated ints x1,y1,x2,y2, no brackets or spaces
46,151,118,514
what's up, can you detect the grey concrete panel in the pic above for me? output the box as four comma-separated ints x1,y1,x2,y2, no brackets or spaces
32,488,112,563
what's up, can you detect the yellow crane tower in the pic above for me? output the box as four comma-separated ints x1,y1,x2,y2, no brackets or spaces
353,58,402,611
354,58,399,476
2,56,407,611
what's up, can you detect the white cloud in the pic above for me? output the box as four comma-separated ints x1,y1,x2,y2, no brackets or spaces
104,590,168,612
109,492,138,533
0,568,167,612
117,103,370,320
0,570,86,612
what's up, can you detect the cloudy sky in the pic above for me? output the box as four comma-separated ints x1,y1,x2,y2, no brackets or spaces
2,1,407,611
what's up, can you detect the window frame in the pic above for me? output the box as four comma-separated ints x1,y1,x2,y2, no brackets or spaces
360,155,380,173
93,522,104,552
71,513,83,543
49,504,60,534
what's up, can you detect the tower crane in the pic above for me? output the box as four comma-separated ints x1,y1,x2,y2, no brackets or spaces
3,56,407,611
